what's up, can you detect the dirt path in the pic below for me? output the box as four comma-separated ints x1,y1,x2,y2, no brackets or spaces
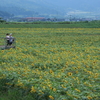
0,45,15,49
0,45,5,48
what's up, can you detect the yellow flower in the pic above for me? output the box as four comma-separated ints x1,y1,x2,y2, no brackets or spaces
87,96,92,99
31,63,34,66
71,61,75,64
53,88,56,92
75,88,81,92
49,95,54,100
39,90,44,94
50,69,53,73
39,76,42,79
67,72,72,76
42,86,46,89
30,86,36,93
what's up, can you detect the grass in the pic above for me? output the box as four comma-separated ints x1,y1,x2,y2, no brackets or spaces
0,21,100,28
0,87,36,100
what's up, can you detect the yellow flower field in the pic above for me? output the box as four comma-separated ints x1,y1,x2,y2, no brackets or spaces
0,28,100,99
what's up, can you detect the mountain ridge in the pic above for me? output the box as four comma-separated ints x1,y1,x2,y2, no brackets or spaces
0,0,100,18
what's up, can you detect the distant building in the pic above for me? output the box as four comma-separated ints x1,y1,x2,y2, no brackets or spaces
22,17,46,22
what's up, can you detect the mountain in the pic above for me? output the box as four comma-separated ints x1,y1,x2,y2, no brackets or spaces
0,0,64,18
0,0,100,18
0,10,13,18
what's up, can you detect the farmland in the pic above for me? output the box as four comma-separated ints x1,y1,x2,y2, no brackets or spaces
0,27,100,100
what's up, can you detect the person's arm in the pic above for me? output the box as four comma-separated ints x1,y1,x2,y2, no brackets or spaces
5,36,9,40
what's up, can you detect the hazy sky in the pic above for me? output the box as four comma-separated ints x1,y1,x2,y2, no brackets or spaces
52,0,100,7
0,0,100,17
0,0,100,11
0,0,100,7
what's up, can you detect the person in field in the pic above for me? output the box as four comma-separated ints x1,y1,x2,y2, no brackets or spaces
9,33,15,45
5,33,14,46
5,33,10,46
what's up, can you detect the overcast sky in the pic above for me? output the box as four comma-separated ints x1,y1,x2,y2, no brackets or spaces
52,0,100,8
0,0,100,17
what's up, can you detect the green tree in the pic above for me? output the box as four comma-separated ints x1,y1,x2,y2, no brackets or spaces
0,17,6,23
